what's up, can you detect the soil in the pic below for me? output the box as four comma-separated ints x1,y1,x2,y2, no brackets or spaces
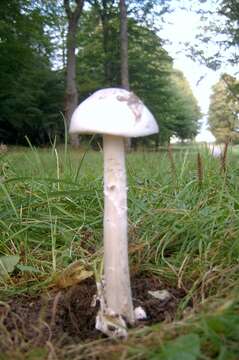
0,275,186,353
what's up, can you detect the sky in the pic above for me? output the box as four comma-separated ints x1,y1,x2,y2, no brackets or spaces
158,0,236,143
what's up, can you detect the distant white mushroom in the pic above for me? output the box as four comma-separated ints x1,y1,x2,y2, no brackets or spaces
69,88,158,337
208,144,222,158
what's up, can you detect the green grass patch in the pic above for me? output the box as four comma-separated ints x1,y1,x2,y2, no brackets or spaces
0,144,239,359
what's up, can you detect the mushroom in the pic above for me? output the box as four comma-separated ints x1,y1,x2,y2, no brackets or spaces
208,144,222,158
69,88,159,337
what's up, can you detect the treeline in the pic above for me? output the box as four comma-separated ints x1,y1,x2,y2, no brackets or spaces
208,74,239,143
0,1,201,146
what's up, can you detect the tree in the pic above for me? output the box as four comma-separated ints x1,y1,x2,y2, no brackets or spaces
127,21,174,145
0,0,200,146
64,0,85,147
86,0,119,86
0,0,64,145
185,0,239,69
218,0,239,65
127,26,201,144
120,0,129,90
168,70,201,142
208,74,239,143
86,0,173,87
75,7,201,145
127,0,172,29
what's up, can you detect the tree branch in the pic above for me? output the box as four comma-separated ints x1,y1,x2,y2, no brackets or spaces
86,0,97,6
87,0,103,18
73,0,85,22
64,0,84,21
64,0,71,18
222,75,239,102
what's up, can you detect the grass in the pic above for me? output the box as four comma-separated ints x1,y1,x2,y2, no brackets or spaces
0,143,239,359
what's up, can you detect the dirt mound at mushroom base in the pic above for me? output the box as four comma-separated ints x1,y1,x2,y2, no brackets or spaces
0,275,186,354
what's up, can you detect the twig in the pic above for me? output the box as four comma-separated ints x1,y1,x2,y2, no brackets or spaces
221,141,229,174
167,143,177,187
197,152,203,187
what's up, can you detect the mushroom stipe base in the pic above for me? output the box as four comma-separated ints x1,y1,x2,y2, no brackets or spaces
1,275,186,345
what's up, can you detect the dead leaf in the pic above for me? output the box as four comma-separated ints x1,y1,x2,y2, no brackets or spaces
55,261,93,288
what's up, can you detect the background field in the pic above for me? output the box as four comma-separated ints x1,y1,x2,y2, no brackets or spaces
0,145,239,359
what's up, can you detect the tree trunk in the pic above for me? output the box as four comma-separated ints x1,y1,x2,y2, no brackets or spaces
119,0,131,150
65,20,79,146
101,0,112,85
64,0,84,147
119,0,129,91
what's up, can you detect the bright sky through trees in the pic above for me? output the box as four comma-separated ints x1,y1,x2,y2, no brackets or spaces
159,0,237,142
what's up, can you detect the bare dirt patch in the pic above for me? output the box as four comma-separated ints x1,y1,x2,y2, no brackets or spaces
0,275,186,357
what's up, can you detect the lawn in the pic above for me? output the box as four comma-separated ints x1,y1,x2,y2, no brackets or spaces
0,144,239,359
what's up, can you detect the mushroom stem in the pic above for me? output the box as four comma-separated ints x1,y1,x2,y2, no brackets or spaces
103,134,135,324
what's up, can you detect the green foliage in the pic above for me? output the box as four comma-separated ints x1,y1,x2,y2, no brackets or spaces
128,21,174,144
186,0,239,69
76,8,201,144
127,0,172,29
219,0,239,64
0,0,200,145
163,70,201,141
208,73,239,143
0,0,64,145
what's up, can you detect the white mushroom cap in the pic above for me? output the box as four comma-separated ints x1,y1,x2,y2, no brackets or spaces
69,88,159,137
